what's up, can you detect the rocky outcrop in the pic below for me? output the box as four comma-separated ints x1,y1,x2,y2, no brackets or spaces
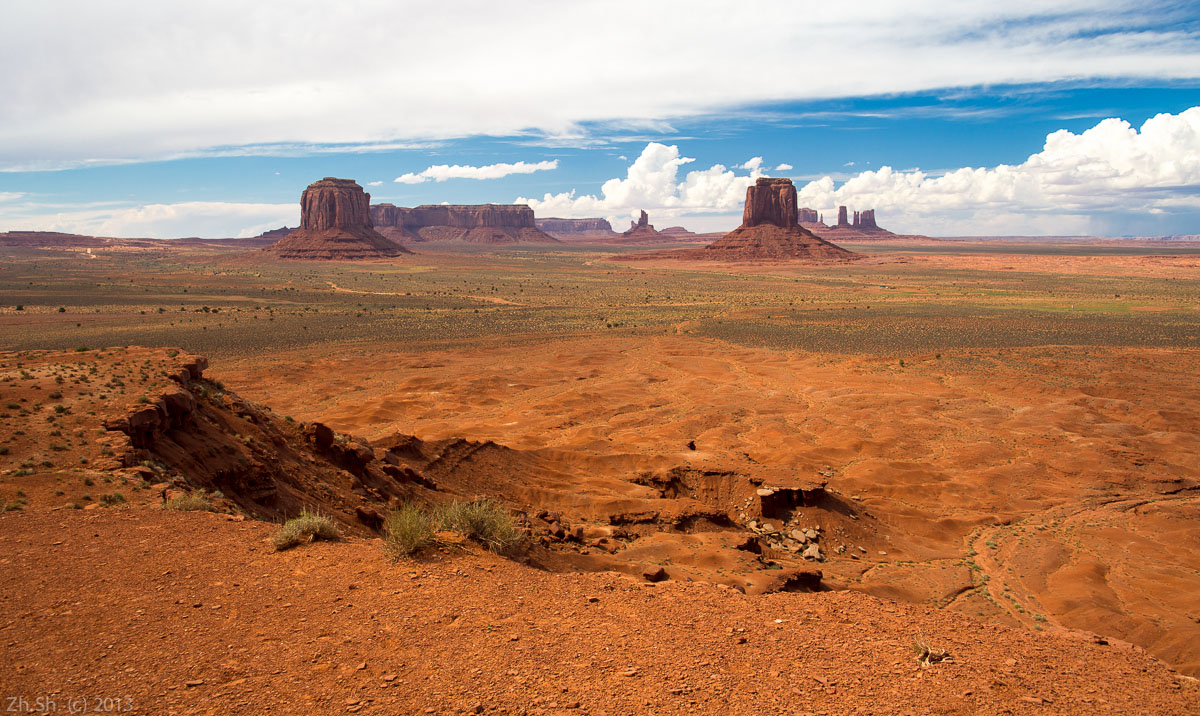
798,208,819,223
535,217,617,239
743,178,799,228
855,209,878,230
618,210,663,243
370,204,559,244
266,178,411,260
836,206,850,228
699,178,856,261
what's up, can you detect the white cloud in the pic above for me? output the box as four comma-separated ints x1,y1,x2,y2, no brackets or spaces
775,163,793,171
395,159,558,184
366,181,383,187
740,157,764,172
0,201,296,239
1,2,1199,167
516,142,763,225
795,107,1200,235
517,108,1200,235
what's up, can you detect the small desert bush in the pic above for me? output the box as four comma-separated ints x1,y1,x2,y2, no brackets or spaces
434,498,522,553
384,498,522,560
272,510,340,551
99,492,126,507
163,492,218,512
383,503,434,559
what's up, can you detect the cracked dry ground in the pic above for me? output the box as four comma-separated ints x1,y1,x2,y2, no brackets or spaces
1,508,1197,716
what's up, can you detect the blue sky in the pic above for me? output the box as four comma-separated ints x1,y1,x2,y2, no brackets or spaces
2,1,1199,237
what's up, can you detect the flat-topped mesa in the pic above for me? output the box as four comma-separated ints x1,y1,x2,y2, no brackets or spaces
535,217,615,238
301,178,373,231
369,203,558,244
266,178,410,260
857,209,878,230
743,178,799,228
798,207,819,223
699,178,856,261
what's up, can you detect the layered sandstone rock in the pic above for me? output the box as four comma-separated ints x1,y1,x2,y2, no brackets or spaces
855,209,878,230
535,217,617,239
743,178,799,228
370,203,558,244
700,178,855,260
266,178,410,260
619,210,663,242
798,207,819,223
836,205,851,228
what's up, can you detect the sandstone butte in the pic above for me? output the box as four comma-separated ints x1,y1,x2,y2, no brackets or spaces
535,216,617,239
620,210,663,242
700,178,856,260
370,203,559,244
266,178,411,260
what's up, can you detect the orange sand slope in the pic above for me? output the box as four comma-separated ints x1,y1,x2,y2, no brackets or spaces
221,337,1200,676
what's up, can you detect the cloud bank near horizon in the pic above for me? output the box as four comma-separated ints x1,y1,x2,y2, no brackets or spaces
4,108,1197,239
395,160,558,184
521,108,1200,236
2,1,1199,169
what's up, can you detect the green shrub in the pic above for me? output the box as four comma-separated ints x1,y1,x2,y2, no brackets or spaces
163,492,218,512
383,503,434,559
434,498,522,554
99,492,126,507
272,510,339,551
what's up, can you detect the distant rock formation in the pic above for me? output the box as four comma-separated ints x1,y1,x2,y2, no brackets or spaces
699,178,855,260
535,217,616,239
619,210,664,242
836,206,850,228
266,178,410,260
855,209,878,230
799,205,907,240
370,203,558,244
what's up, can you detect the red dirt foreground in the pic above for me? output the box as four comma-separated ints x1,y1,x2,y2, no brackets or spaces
2,508,1197,716
0,346,1197,714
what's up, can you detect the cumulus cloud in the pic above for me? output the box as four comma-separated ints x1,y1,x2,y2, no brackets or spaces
739,157,764,172
795,107,1200,235
517,108,1200,234
1,2,1199,167
395,160,558,184
516,143,763,226
366,181,383,187
0,200,296,239
775,163,793,172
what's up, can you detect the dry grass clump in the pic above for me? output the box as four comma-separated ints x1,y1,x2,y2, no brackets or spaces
382,503,434,559
163,492,219,512
272,509,340,551
435,498,523,553
383,498,522,560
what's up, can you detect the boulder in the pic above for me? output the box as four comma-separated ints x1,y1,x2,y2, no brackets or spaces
642,565,668,583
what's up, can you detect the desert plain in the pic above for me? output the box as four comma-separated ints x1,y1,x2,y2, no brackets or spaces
1,236,1199,714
